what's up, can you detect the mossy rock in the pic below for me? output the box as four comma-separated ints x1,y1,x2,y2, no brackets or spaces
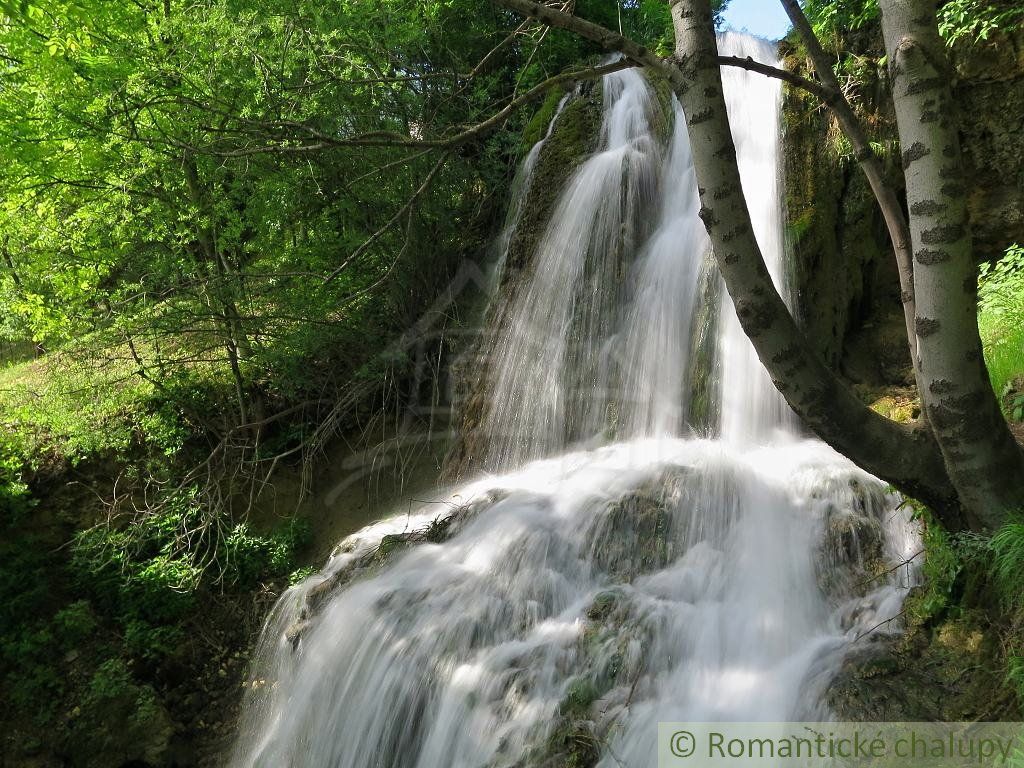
293,490,507,642
642,68,676,145
524,585,651,768
828,603,1020,721
500,83,603,281
521,86,572,149
816,505,888,606
587,466,688,581
585,589,620,622
869,395,919,424
686,259,722,432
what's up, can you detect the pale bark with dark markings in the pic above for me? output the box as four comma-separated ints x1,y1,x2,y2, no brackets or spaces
668,0,961,525
880,0,1024,529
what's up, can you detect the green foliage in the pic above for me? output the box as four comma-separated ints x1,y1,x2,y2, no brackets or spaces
1006,655,1024,708
0,346,180,464
222,517,312,588
71,487,309,625
86,658,138,702
917,509,961,617
802,0,880,44
978,244,1024,408
901,499,986,621
0,432,33,523
75,657,167,747
289,565,318,585
52,600,99,644
938,0,1024,45
0,529,69,723
984,518,1024,705
803,0,1024,47
1010,392,1024,423
123,619,185,662
0,0,560,462
521,87,570,149
989,519,1024,611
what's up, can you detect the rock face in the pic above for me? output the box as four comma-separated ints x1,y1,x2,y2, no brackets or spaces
587,466,688,582
783,25,1024,390
829,604,1020,721
952,29,1024,261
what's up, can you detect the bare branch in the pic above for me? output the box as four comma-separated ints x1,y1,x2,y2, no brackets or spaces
324,152,449,283
716,55,832,103
190,59,635,158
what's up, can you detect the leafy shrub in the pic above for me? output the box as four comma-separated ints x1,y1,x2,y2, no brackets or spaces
915,509,962,617
989,520,1024,611
938,0,1024,45
802,0,1024,47
978,243,1024,408
802,0,880,42
0,433,32,524
52,600,98,644
72,512,203,624
123,619,185,662
984,518,1024,705
222,517,312,589
901,499,987,621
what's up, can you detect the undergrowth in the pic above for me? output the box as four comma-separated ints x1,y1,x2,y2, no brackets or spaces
906,497,1024,708
979,243,1024,417
988,517,1024,707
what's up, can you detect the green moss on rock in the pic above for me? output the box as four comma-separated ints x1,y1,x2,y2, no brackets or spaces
828,605,1019,721
521,86,571,150
588,467,687,581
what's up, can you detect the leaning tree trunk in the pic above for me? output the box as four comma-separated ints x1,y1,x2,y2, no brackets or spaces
665,0,967,524
879,0,1024,530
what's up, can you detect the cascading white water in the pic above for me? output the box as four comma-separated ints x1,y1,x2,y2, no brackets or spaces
615,97,709,438
716,33,797,444
490,93,572,286
229,35,920,768
481,68,660,469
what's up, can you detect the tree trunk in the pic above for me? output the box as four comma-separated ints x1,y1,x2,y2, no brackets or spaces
667,0,963,524
182,153,253,428
879,0,1024,530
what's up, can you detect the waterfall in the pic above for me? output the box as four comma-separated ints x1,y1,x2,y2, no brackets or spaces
490,93,572,286
481,68,660,469
715,33,797,444
229,35,919,768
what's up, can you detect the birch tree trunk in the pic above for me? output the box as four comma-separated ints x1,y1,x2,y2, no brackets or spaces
879,0,1024,530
